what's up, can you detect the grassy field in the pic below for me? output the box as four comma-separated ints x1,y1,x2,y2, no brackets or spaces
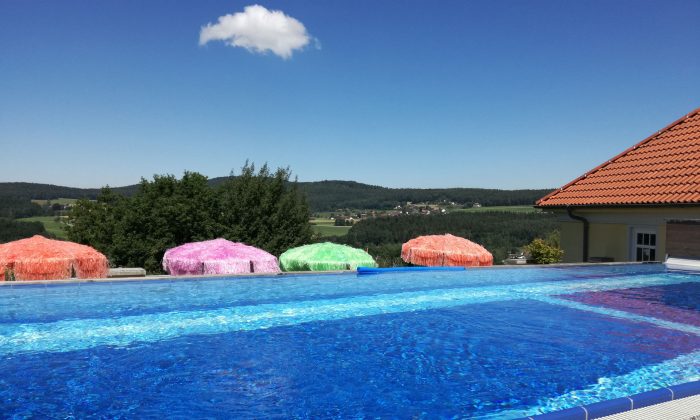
310,218,352,237
312,225,352,237
30,198,79,206
310,217,335,225
451,205,539,213
309,207,539,236
17,216,69,239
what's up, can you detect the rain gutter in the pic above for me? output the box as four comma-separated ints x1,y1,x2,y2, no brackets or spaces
566,207,589,262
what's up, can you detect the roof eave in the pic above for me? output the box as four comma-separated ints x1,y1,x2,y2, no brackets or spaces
535,202,700,210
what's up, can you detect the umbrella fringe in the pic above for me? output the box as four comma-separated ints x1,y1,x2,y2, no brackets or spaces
164,258,209,275
403,249,493,267
10,256,109,281
252,259,282,274
13,258,73,281
162,239,281,276
308,261,350,271
73,256,109,279
163,258,282,275
279,243,377,272
203,260,254,275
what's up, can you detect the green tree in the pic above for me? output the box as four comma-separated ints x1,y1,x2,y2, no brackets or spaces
110,172,220,272
67,187,123,254
217,162,312,256
0,218,51,243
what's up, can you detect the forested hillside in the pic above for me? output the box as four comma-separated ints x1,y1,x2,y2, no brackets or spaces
0,196,44,218
0,180,552,212
296,181,551,211
0,182,138,200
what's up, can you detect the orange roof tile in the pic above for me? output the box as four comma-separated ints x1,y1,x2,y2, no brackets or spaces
537,107,700,207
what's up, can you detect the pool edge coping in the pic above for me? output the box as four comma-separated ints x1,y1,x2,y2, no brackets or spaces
525,380,700,419
0,261,661,286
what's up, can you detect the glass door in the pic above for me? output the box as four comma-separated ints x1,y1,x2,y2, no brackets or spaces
632,228,657,262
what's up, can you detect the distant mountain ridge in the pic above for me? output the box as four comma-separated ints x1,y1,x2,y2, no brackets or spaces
0,182,140,200
0,180,553,212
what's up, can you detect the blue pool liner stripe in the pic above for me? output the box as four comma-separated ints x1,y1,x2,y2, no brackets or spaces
535,296,700,336
357,266,465,275
525,380,700,419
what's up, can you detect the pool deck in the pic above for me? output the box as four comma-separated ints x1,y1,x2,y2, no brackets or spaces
599,394,700,419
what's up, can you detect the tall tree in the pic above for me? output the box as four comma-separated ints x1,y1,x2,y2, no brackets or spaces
218,162,312,255
67,187,123,254
110,172,219,272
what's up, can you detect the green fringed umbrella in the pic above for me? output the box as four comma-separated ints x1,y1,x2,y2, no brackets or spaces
279,242,378,271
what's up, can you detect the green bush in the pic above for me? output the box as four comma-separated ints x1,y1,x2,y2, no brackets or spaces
524,238,564,264
0,218,50,243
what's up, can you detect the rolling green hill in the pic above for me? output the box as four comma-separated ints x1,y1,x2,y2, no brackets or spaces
296,180,550,211
0,182,139,200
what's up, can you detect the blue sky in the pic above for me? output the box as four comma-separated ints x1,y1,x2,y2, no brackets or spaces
1,1,698,189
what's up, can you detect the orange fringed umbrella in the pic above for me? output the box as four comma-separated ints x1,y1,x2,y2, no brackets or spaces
401,234,493,267
0,235,109,281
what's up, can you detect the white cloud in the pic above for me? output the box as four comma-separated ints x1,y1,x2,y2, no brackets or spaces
199,4,314,59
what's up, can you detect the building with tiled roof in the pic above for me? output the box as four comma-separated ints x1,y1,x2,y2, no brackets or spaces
536,107,700,263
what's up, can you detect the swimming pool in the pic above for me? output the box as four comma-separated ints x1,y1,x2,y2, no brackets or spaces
1,264,699,418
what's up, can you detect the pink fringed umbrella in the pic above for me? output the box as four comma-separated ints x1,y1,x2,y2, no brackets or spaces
162,239,280,276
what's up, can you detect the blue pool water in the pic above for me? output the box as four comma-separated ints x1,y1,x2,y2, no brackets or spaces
1,264,700,418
